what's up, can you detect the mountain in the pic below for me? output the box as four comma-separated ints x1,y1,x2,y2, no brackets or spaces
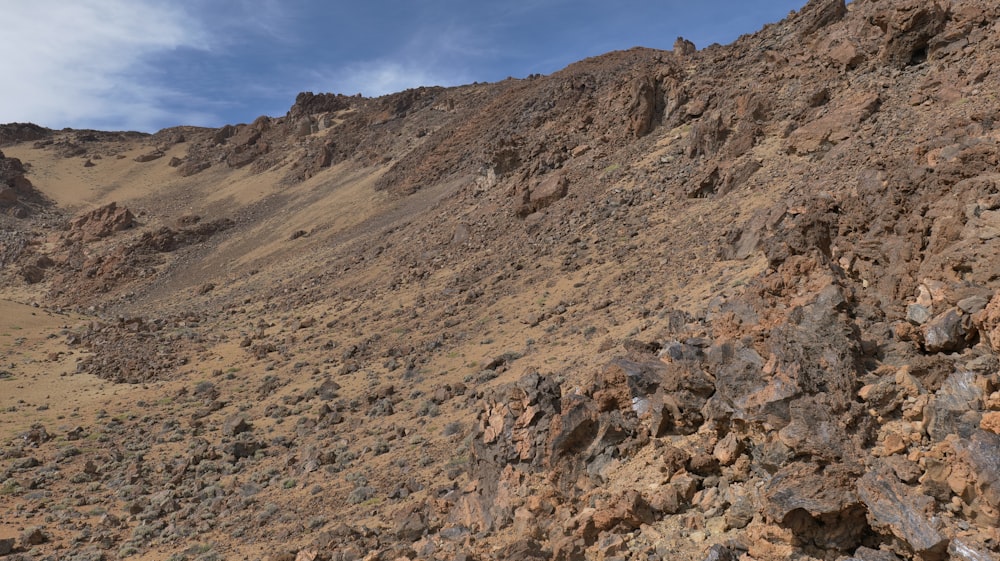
3,0,1000,559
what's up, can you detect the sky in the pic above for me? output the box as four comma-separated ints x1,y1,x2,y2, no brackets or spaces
0,0,811,132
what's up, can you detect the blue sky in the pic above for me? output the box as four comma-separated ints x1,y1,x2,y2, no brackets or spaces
1,1,810,132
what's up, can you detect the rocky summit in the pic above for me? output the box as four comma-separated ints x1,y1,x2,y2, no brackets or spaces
3,0,1000,560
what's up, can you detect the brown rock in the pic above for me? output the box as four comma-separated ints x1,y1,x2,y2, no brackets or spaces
787,93,880,155
19,527,47,547
881,433,907,456
764,462,868,550
0,186,17,206
591,490,654,532
974,291,1000,353
68,202,136,242
629,76,657,137
673,36,696,56
394,506,429,542
134,150,164,162
796,0,847,37
713,432,744,466
222,414,252,436
647,485,682,515
518,174,568,217
876,1,948,68
981,411,1000,434
294,550,318,561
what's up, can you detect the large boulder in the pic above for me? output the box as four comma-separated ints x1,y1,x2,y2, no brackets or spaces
764,462,868,550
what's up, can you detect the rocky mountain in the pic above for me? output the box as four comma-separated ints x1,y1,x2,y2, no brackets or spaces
3,0,1000,560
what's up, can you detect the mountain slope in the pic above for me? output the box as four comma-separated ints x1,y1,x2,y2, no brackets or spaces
3,1,1000,560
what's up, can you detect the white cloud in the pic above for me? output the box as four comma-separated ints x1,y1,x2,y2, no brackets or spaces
330,60,469,98
316,24,483,98
0,0,212,131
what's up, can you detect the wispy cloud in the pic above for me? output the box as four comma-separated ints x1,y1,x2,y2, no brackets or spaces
327,60,468,98
0,0,212,131
313,22,485,97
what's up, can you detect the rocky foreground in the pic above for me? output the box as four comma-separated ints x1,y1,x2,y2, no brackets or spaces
4,0,1000,560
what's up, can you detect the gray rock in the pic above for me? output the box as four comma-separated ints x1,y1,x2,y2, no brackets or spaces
958,295,989,314
846,546,904,561
926,370,982,441
856,468,948,561
222,414,252,437
0,538,14,555
701,544,738,561
948,538,994,561
958,430,1000,511
19,527,47,546
922,308,969,353
906,304,932,325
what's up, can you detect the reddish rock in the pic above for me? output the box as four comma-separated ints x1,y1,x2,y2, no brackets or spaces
67,202,136,242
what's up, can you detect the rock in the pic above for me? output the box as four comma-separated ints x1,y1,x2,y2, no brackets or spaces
925,370,982,441
713,432,744,466
725,492,756,530
590,490,654,532
224,438,263,461
394,506,428,542
20,527,47,546
629,75,658,137
876,1,949,68
906,304,932,325
673,36,696,56
597,358,712,436
948,538,995,561
796,0,847,37
67,202,136,242
295,550,318,561
222,414,252,436
957,296,989,315
921,308,970,353
701,544,738,561
0,538,14,555
517,174,568,217
856,467,948,560
497,539,548,560
974,292,1000,353
20,264,43,284
847,546,905,561
648,485,682,515
786,92,880,155
763,462,868,550
178,159,211,176
134,150,164,162
958,430,1000,513
21,423,50,446
0,187,17,206
980,411,1000,434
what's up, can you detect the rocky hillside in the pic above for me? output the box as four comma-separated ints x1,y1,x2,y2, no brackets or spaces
3,0,1000,560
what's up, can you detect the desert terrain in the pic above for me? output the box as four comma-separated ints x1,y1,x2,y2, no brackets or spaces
3,1,1000,560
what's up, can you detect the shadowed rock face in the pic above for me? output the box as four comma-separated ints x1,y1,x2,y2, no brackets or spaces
5,1,1000,560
